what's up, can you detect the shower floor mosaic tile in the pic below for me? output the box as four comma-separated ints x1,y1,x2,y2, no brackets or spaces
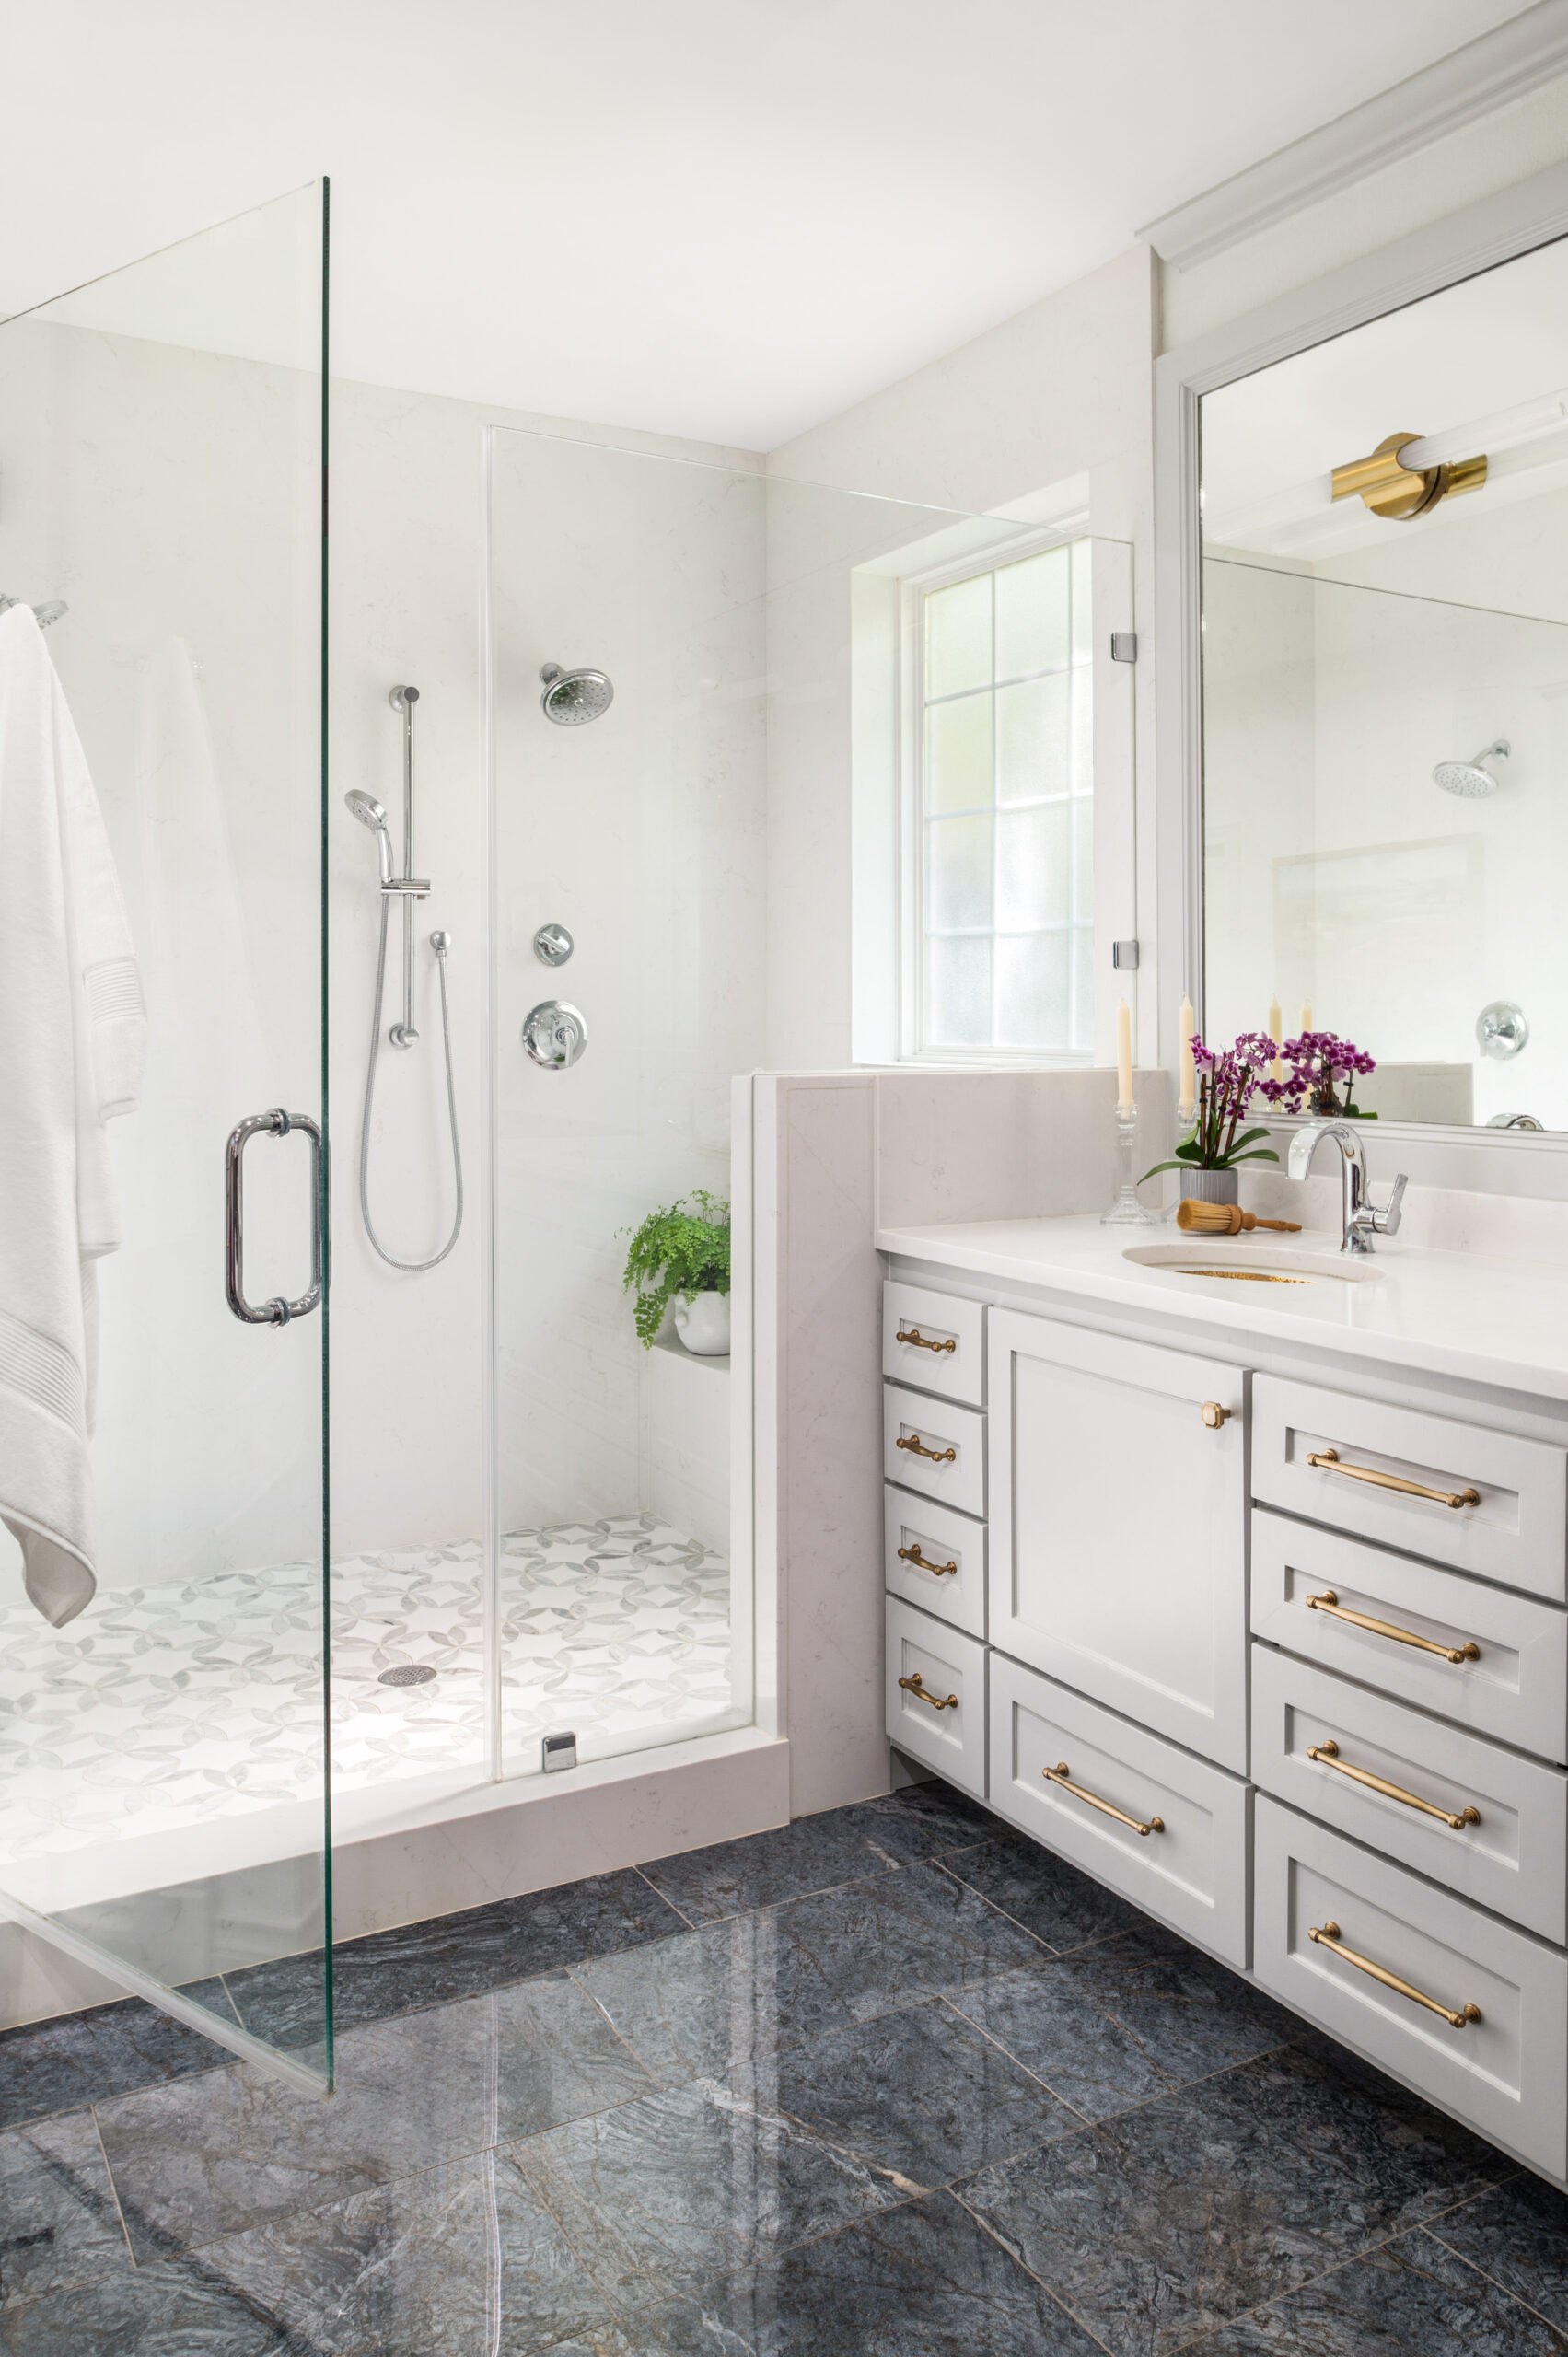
3,1776,1566,2355
0,1516,732,1863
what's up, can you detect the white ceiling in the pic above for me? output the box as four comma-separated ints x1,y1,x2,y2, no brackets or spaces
0,0,1535,449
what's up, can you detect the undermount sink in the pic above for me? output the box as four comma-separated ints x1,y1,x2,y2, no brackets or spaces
1121,1242,1387,1285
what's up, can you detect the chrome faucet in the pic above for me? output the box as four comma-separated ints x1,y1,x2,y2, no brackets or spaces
1287,1120,1407,1256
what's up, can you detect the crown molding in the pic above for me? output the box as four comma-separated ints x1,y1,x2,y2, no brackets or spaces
1139,0,1568,271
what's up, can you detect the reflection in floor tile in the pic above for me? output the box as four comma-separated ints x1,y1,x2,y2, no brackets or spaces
511,2078,915,2306
959,2042,1510,2357
203,2145,618,2357
938,1830,1147,1954
947,1923,1295,2121
639,1785,999,1924
1198,2230,1568,2354
97,1974,657,2260
0,2254,297,2356
0,1515,730,1862
225,1865,688,2044
0,2111,131,2314
621,2188,1109,2356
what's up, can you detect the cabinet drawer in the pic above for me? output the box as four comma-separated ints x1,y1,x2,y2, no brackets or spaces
1251,1647,1568,1944
989,1309,1247,1771
885,1596,986,1798
1251,1509,1566,1762
883,1281,984,1408
1253,1375,1567,1601
987,1651,1249,1965
885,1487,985,1640
883,1383,985,1517
1254,1796,1568,2179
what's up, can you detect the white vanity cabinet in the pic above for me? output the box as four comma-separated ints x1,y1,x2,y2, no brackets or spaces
877,1260,1568,2193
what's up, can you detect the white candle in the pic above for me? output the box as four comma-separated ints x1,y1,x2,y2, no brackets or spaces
1268,996,1283,1083
1115,997,1133,1114
1300,1001,1313,1035
1178,996,1195,1121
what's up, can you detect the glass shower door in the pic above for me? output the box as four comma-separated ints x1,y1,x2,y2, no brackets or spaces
0,186,332,2087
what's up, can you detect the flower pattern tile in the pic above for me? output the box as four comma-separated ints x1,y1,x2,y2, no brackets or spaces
0,1517,729,1863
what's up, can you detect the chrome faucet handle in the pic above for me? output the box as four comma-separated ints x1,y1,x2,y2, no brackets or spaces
1349,1170,1406,1246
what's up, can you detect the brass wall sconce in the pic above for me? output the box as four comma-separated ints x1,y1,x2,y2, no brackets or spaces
1331,431,1487,521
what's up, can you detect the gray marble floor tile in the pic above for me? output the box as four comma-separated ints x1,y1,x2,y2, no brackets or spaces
0,2110,131,2314
570,1910,860,2086
939,1831,1147,1954
947,1924,1295,2120
776,1861,1045,2020
203,2145,617,2356
0,1996,231,2132
1197,2228,1568,2352
958,2041,1508,2357
1425,2172,1568,2331
224,1867,688,2046
723,2000,1083,2187
639,1784,1001,1924
97,1972,654,2259
585,2189,1109,2355
511,2076,916,2305
0,2256,296,2355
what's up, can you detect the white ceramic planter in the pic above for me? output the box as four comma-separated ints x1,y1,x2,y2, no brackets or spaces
674,1290,730,1355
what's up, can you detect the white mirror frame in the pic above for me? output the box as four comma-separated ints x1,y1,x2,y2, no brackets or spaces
1153,154,1568,1185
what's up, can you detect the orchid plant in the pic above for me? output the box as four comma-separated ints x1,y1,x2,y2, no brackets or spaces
1143,1028,1377,1182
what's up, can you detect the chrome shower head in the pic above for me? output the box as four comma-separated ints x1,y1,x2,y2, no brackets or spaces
540,662,613,726
1434,739,1510,797
344,789,393,884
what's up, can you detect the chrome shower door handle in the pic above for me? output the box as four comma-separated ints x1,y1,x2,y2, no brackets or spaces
226,1109,328,1326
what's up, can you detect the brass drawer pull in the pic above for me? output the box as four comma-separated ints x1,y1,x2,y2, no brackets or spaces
896,1433,956,1464
897,1327,957,1354
1201,1400,1230,1428
1305,1589,1480,1666
898,1543,958,1577
1306,1738,1481,1831
1308,1919,1481,2029
1045,1760,1164,1838
899,1671,958,1712
1306,1447,1480,1512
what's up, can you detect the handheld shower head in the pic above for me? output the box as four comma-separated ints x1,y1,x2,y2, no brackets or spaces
540,663,613,726
1434,739,1510,797
344,788,394,885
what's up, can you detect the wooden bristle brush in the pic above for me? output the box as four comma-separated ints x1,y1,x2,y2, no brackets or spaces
1178,1200,1301,1235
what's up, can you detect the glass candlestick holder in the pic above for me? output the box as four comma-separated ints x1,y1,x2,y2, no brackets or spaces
1101,1102,1155,1226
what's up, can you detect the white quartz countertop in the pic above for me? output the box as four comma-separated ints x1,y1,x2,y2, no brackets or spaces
877,1213,1568,1403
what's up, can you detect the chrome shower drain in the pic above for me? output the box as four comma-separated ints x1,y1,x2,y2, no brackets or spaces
377,1664,437,1688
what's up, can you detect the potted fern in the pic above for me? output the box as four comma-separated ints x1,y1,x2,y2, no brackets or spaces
621,1190,731,1355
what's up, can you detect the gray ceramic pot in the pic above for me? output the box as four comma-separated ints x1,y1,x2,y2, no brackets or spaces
1180,1167,1240,1206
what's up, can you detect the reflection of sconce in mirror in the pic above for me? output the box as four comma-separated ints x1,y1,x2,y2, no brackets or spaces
1487,1111,1543,1129
1477,1000,1529,1060
1332,432,1487,521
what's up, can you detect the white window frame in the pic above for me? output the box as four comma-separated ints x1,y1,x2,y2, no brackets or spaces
898,526,1096,1066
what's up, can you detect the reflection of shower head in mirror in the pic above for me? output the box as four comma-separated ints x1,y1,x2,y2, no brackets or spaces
1434,739,1509,796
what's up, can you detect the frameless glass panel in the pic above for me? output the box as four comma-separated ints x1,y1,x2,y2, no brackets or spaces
0,186,331,2086
995,545,1069,680
996,673,1071,803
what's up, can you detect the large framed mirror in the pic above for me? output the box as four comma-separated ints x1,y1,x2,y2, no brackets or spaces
1196,224,1568,1133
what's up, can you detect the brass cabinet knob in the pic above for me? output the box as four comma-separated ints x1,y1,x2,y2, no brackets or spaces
1201,1400,1230,1429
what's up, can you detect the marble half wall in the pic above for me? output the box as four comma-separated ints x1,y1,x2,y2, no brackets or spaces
751,1065,1172,1820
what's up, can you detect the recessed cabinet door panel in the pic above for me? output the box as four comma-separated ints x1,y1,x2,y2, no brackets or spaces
885,1596,986,1797
988,1309,1248,1771
1253,1375,1567,1601
1254,1796,1568,2180
988,1652,1249,1964
1251,1646,1568,1944
1251,1509,1567,1762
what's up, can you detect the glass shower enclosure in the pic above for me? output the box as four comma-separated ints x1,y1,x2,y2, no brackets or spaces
0,186,332,2089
